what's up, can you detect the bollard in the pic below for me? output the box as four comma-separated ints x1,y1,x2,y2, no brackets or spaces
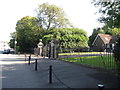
98,84,104,90
25,54,26,62
35,59,37,71
28,56,31,65
49,65,52,84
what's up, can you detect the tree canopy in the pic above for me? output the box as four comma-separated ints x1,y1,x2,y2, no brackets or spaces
89,1,120,46
42,28,89,49
9,32,16,49
15,16,45,53
89,27,120,46
10,3,89,53
36,3,73,30
93,0,120,29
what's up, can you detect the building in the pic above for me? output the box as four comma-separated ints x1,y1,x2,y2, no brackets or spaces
91,34,117,52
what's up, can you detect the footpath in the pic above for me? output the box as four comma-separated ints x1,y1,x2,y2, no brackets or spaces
1,54,120,89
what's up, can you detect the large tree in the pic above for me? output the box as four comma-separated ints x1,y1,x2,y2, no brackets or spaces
90,1,120,46
93,0,120,29
16,16,45,53
92,1,120,71
42,28,89,50
36,3,73,30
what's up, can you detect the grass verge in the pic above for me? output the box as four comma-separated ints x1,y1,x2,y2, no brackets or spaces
60,55,117,69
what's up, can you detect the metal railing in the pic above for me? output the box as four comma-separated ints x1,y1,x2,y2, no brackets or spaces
58,48,120,74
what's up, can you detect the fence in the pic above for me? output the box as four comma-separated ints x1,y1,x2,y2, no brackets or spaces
24,53,118,88
58,48,120,74
33,46,120,74
25,55,73,89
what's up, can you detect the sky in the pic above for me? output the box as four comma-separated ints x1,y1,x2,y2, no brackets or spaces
0,0,104,41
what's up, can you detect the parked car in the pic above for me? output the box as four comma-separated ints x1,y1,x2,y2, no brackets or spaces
2,49,10,54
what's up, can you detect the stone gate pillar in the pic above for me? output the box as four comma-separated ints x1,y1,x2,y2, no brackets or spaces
50,35,59,59
37,39,43,56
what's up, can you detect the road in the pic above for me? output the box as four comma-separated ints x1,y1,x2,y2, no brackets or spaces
0,54,120,89
0,54,44,88
0,51,2,54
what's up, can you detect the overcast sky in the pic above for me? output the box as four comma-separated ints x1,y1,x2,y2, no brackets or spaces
0,0,103,41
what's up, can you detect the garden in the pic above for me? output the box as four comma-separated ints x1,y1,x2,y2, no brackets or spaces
59,51,118,70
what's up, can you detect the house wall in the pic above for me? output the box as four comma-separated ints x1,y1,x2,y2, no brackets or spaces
91,36,106,52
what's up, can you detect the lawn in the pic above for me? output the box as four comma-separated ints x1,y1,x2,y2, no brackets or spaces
59,52,108,56
60,55,118,69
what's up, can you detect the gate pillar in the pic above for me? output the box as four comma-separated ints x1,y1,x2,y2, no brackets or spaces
49,35,59,59
37,39,43,56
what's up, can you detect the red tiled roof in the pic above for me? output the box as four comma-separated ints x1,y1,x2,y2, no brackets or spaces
98,34,112,44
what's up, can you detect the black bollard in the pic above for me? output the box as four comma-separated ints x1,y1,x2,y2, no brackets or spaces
25,54,26,62
98,84,104,90
49,65,52,84
35,59,37,71
28,56,31,65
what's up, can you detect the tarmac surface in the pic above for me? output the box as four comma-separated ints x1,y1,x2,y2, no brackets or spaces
1,54,120,89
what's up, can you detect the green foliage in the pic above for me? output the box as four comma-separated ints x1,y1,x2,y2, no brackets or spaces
111,28,120,36
98,29,105,34
13,3,89,53
9,32,16,49
89,27,120,46
13,3,73,53
9,39,15,49
36,3,73,30
89,28,105,46
92,0,120,28
42,28,89,49
16,16,45,53
15,46,20,53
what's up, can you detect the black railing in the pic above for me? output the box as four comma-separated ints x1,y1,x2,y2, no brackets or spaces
58,48,120,73
25,53,119,88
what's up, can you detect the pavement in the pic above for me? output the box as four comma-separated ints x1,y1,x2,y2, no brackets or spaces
1,54,120,89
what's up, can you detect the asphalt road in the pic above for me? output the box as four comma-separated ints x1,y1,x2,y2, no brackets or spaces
0,54,120,89
0,51,2,54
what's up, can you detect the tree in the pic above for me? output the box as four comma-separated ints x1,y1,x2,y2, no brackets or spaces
16,16,45,53
42,28,89,50
9,38,15,49
89,28,105,46
89,27,120,46
92,1,120,71
36,3,73,30
9,32,16,49
93,0,120,29
111,28,120,36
